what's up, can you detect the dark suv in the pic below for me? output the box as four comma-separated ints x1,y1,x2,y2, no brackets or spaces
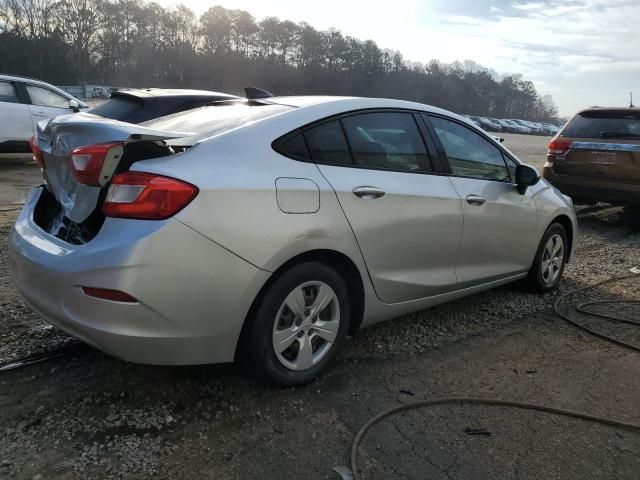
87,88,239,124
543,107,640,205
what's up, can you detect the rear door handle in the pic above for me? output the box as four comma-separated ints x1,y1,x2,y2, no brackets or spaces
353,186,386,199
466,194,486,206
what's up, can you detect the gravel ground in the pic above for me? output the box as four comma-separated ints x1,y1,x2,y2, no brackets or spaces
1,134,640,479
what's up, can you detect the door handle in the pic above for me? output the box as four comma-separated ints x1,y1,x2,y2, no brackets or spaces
466,194,486,206
353,186,386,199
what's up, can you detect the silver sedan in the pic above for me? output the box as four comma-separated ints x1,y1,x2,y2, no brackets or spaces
9,95,576,385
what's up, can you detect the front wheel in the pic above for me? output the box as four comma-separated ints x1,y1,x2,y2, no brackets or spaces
527,223,568,292
241,262,350,387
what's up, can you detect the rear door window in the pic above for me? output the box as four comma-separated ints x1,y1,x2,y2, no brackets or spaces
304,120,352,166
341,112,430,171
0,81,19,103
430,115,511,181
275,131,310,160
562,111,640,139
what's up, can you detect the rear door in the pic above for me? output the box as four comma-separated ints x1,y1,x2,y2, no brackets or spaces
309,110,463,304
553,111,640,184
426,114,538,286
25,83,73,129
0,80,33,151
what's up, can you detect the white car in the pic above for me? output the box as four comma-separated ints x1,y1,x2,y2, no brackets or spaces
0,74,87,156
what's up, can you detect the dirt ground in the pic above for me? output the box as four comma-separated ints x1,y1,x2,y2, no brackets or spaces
1,134,639,480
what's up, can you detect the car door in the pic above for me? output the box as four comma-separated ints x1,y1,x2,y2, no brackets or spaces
0,80,33,151
24,83,73,130
309,111,463,304
426,114,538,286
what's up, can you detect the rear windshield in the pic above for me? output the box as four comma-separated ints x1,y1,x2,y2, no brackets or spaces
142,103,293,138
87,96,143,120
562,111,640,139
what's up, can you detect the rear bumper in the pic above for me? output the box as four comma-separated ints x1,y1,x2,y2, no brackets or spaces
543,166,640,204
9,187,270,365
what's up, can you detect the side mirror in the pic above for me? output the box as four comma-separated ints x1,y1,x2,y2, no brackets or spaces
69,99,80,112
515,164,540,194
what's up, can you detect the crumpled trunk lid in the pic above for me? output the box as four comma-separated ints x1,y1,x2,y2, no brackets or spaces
35,113,190,224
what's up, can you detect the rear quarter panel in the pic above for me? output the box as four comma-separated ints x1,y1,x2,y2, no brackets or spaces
134,119,369,276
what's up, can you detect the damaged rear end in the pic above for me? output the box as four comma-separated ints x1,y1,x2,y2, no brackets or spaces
31,113,194,244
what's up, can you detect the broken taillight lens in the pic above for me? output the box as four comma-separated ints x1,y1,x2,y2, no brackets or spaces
29,135,44,168
103,172,198,220
71,142,123,186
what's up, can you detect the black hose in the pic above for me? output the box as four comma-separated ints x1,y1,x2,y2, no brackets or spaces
349,273,640,480
0,343,81,372
553,273,640,352
349,397,640,480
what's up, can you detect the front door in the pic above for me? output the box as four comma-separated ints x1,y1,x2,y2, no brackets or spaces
427,114,538,286
307,111,463,303
25,83,73,132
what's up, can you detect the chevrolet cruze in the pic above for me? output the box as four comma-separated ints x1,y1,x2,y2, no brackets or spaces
9,95,577,385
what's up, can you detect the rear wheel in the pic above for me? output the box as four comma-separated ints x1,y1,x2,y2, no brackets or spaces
241,262,350,386
528,223,568,292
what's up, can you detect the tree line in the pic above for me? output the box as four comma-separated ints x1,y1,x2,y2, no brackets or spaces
0,0,560,122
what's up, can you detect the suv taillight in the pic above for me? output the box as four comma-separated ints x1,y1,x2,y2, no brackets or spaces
71,142,124,186
29,135,44,168
103,172,198,220
547,137,572,156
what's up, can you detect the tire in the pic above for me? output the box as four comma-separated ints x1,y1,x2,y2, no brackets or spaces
241,261,351,387
527,223,568,292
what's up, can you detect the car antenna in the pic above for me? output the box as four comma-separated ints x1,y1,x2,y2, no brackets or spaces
245,87,274,100
630,91,635,108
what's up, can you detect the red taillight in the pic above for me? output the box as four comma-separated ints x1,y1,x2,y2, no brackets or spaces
103,172,198,220
29,135,44,168
548,137,572,156
82,287,137,303
71,142,123,186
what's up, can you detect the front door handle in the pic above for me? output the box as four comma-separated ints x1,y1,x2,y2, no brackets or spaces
353,186,386,199
466,194,486,206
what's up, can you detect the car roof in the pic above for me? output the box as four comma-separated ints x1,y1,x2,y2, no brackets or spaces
0,73,69,92
576,107,640,115
112,88,240,100
266,95,470,120
0,73,85,104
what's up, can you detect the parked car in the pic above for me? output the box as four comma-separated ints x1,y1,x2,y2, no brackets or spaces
512,119,542,135
502,119,531,134
463,114,482,128
469,115,501,132
492,118,518,134
543,107,640,205
86,88,240,124
479,117,503,132
0,74,87,155
542,123,561,136
11,95,576,385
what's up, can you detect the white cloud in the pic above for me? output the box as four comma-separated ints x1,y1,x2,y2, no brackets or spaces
157,0,640,116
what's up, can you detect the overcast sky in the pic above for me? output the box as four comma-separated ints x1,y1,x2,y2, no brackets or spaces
159,0,639,116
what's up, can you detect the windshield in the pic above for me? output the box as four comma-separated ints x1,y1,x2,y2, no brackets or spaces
142,102,293,138
562,111,640,139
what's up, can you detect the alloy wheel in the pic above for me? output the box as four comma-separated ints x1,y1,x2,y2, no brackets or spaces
541,233,564,285
272,281,340,371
